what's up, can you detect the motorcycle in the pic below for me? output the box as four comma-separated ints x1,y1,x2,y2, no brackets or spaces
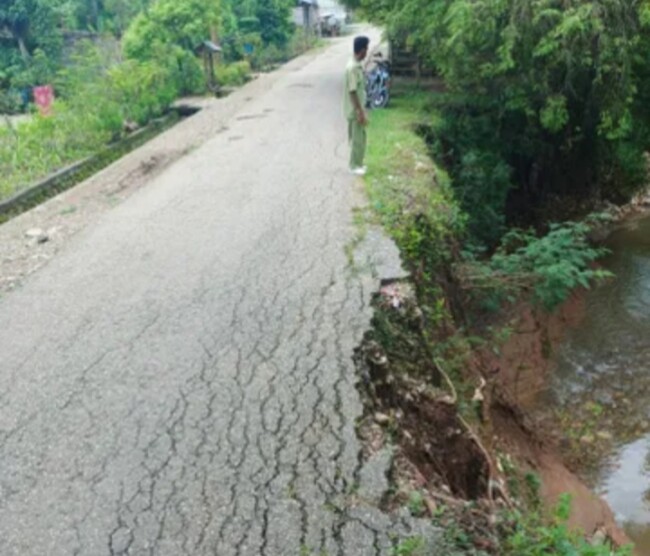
365,52,391,110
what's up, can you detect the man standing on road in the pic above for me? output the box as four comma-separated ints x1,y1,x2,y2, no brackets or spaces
344,36,369,176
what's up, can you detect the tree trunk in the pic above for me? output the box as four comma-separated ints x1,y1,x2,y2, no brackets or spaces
90,0,100,29
16,35,30,62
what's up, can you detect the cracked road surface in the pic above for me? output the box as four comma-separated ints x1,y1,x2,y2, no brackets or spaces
0,34,442,555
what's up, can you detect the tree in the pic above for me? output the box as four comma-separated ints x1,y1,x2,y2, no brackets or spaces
123,0,223,95
0,0,62,62
123,0,222,60
64,0,151,35
102,0,151,36
343,0,650,244
0,0,64,92
220,0,294,47
256,0,292,47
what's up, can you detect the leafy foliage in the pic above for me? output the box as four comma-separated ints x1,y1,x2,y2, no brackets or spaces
215,61,251,87
122,0,222,95
255,0,293,47
123,0,221,61
0,42,178,199
462,218,612,310
0,0,153,89
343,0,650,245
69,0,152,35
219,0,298,68
391,537,425,556
503,494,632,555
0,0,304,201
0,0,63,90
0,0,297,96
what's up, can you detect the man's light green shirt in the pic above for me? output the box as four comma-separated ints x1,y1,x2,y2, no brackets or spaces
344,58,366,121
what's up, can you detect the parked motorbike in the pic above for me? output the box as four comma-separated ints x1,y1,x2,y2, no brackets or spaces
365,53,391,109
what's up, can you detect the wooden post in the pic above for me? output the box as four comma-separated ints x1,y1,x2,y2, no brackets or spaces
209,52,216,91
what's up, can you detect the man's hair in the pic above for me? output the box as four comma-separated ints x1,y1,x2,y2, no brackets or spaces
354,36,370,55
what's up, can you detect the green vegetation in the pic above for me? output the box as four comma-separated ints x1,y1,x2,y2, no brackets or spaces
346,0,650,246
0,0,152,95
123,0,222,61
215,61,252,87
0,43,178,198
495,461,631,555
502,495,632,556
365,90,610,317
0,0,300,96
407,490,426,517
0,0,315,201
461,220,613,311
392,537,425,556
365,92,462,249
355,13,632,551
364,91,462,310
363,88,627,554
121,0,222,96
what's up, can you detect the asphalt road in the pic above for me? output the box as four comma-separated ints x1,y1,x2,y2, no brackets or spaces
0,34,442,556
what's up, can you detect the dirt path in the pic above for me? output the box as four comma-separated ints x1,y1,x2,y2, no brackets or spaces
0,32,447,556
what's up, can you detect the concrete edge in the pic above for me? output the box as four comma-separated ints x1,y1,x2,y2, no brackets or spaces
0,115,178,219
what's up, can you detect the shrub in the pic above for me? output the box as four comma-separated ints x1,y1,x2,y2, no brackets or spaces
0,89,24,115
503,494,633,556
0,99,115,199
461,218,613,311
169,48,206,95
108,59,178,125
123,0,221,61
0,45,180,200
256,0,293,48
9,49,57,92
286,27,319,59
215,61,251,87
257,44,284,69
123,0,220,95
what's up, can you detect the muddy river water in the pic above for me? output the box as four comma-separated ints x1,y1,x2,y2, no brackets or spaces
548,214,650,553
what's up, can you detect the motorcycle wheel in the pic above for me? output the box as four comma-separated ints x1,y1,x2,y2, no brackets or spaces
371,89,390,109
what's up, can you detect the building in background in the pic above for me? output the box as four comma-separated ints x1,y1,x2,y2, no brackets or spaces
293,0,347,35
293,0,318,31
317,0,346,20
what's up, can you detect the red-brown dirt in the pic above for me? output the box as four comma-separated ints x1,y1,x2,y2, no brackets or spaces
479,293,633,548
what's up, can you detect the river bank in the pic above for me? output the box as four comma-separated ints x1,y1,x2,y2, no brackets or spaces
358,88,637,554
544,212,650,554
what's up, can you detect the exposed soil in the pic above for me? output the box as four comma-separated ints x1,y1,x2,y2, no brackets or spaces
355,281,495,551
490,403,630,548
400,395,488,501
474,293,635,546
355,277,632,552
474,294,586,408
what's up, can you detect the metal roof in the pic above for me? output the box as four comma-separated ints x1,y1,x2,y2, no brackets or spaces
200,40,222,53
